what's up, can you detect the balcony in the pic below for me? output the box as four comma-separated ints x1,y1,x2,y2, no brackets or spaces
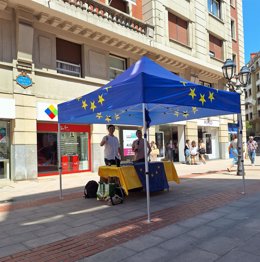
62,0,154,37
56,60,81,77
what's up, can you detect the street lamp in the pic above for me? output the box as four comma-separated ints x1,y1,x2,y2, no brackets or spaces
222,59,251,193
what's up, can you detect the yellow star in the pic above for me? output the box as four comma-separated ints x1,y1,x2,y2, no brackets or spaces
174,111,180,117
189,88,196,99
104,86,112,92
82,100,88,110
76,96,82,101
192,107,198,114
180,81,187,86
98,94,105,105
183,111,189,118
114,114,120,120
208,92,215,102
199,94,206,106
105,115,112,122
90,101,96,112
96,112,102,119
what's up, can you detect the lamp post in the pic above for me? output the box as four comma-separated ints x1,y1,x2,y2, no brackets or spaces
222,59,251,193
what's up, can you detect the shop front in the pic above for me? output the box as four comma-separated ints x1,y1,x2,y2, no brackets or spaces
37,122,91,176
0,98,14,180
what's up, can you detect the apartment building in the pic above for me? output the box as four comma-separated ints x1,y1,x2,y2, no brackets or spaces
245,52,260,136
0,0,245,180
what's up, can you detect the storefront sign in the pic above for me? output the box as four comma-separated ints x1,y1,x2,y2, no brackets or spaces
123,130,136,156
197,119,219,127
0,98,15,119
37,102,58,121
16,71,32,89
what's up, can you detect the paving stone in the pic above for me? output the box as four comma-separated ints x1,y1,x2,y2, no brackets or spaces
187,225,218,239
239,233,260,255
0,244,27,258
216,249,260,262
177,217,209,228
121,234,165,251
163,246,219,262
77,246,136,262
195,236,239,256
150,224,189,239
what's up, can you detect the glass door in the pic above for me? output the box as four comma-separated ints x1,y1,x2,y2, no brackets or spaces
0,120,10,179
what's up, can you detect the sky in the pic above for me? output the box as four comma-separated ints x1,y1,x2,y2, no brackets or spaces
243,0,260,63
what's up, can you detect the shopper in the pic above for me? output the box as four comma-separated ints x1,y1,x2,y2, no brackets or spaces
247,136,258,166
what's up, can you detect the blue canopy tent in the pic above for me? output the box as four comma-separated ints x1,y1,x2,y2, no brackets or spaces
58,56,241,221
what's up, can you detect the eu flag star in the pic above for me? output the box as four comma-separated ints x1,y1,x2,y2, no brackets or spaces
96,112,102,119
82,100,88,110
90,101,97,111
189,88,196,99
104,86,112,92
114,114,120,120
183,111,189,118
208,92,215,102
76,96,82,101
180,81,187,86
199,94,206,106
192,107,198,114
174,111,180,117
105,115,112,122
98,94,105,105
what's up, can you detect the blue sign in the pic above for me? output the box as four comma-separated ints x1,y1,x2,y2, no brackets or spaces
16,72,32,89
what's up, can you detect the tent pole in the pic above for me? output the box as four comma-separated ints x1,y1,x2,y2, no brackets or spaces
142,103,151,223
58,123,63,200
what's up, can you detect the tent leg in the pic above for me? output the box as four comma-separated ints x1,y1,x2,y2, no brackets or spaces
142,103,151,223
58,123,63,200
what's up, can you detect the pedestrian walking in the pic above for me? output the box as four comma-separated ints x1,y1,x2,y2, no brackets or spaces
247,136,258,166
198,139,206,164
184,139,191,164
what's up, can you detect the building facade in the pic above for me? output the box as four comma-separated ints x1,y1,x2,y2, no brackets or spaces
245,52,260,136
0,0,245,180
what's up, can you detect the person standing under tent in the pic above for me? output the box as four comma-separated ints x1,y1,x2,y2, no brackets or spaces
100,125,121,166
150,141,159,162
247,136,258,166
132,130,151,162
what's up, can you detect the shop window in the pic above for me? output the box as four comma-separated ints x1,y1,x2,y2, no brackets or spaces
0,121,10,179
109,54,127,80
168,12,188,46
208,0,221,19
209,34,223,60
56,38,82,77
37,123,90,175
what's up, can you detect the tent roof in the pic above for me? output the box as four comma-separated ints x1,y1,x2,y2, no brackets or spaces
58,56,240,126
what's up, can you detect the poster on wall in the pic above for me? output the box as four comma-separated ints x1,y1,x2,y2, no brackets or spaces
123,130,136,156
0,128,6,143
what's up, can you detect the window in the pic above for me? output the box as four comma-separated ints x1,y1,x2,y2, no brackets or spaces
168,12,188,46
109,0,128,13
109,55,126,80
208,0,221,19
246,114,248,121
257,73,260,80
245,91,247,98
231,20,236,40
249,89,252,96
258,98,260,105
56,38,82,77
209,34,223,60
250,113,253,119
258,111,260,117
199,80,213,87
257,85,260,92
230,0,236,7
245,104,248,110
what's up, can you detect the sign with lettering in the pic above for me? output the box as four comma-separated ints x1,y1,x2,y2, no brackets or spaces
16,72,32,89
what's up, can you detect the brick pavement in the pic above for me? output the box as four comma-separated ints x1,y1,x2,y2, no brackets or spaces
0,158,259,261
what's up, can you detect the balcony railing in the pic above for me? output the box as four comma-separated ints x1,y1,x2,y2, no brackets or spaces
62,0,154,37
56,60,81,77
